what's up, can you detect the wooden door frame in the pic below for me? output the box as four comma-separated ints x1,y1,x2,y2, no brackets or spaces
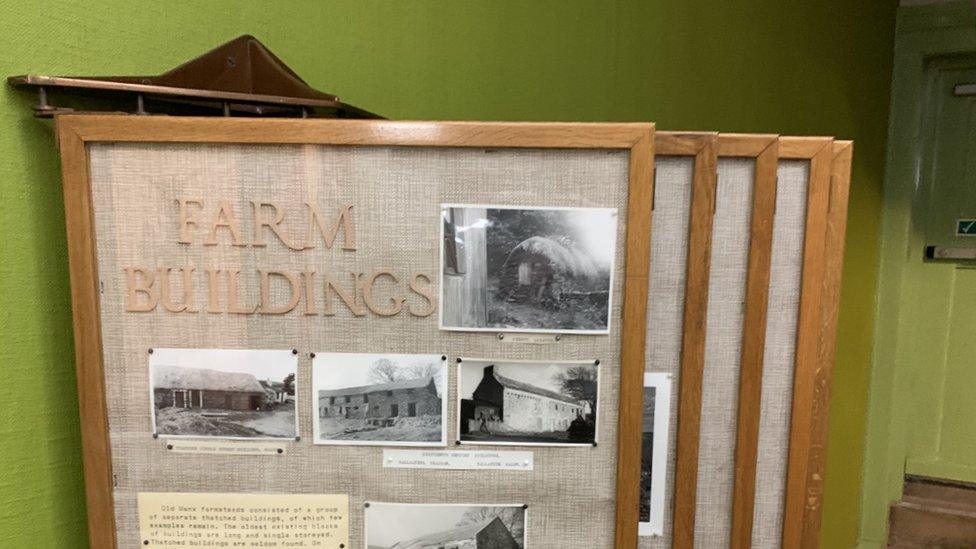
55,115,655,549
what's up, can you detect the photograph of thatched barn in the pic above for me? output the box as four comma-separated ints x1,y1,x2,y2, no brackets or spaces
149,348,298,439
458,359,598,445
313,353,447,445
154,365,267,411
365,503,525,549
440,204,617,333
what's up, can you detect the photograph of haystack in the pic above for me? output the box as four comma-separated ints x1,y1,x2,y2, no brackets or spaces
149,348,297,439
365,502,526,549
458,358,598,446
313,353,447,446
440,205,617,334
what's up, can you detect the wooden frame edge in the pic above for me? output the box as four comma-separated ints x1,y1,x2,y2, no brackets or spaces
800,141,853,548
728,139,780,549
55,119,118,549
781,138,835,547
55,114,654,149
670,134,720,549
718,133,779,157
614,126,657,549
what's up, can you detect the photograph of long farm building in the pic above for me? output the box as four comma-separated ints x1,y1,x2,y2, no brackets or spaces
458,358,598,445
313,353,447,445
365,502,526,549
149,348,298,439
440,204,618,334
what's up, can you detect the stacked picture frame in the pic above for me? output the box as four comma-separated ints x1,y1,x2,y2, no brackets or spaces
53,116,851,548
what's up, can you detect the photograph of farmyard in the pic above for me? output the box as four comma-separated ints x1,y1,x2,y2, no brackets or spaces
365,502,526,549
457,358,598,446
440,204,618,334
149,348,298,439
639,372,672,537
313,353,447,446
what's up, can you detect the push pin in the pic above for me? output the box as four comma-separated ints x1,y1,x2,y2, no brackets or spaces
292,349,298,355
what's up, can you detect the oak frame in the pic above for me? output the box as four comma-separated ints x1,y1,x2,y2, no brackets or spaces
653,132,846,549
54,115,655,549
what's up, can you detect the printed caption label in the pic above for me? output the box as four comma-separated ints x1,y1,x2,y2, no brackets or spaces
138,492,348,548
164,438,287,456
383,449,534,471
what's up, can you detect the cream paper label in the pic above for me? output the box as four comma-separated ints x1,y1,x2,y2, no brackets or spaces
164,439,288,456
383,449,534,471
138,492,348,548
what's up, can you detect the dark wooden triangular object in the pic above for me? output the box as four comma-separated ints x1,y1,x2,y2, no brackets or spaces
8,35,380,118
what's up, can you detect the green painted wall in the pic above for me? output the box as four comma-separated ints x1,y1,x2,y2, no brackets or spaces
0,1,896,547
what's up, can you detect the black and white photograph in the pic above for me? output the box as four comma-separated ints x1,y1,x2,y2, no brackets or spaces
440,204,618,334
313,353,447,446
365,502,526,549
457,358,599,446
639,372,672,537
148,348,298,439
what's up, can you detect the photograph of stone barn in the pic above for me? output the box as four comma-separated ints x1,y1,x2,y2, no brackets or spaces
149,348,298,439
318,377,441,427
458,359,598,445
365,503,526,549
313,353,447,445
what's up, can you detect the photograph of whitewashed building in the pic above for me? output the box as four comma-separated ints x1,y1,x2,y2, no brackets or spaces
458,359,598,445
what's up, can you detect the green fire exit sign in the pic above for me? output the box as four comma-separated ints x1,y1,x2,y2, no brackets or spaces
957,219,976,236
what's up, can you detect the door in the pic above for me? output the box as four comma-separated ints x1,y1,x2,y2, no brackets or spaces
174,390,186,408
901,57,976,482
407,402,416,417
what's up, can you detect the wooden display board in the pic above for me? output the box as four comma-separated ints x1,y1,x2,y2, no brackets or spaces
54,116,851,548
56,116,654,548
